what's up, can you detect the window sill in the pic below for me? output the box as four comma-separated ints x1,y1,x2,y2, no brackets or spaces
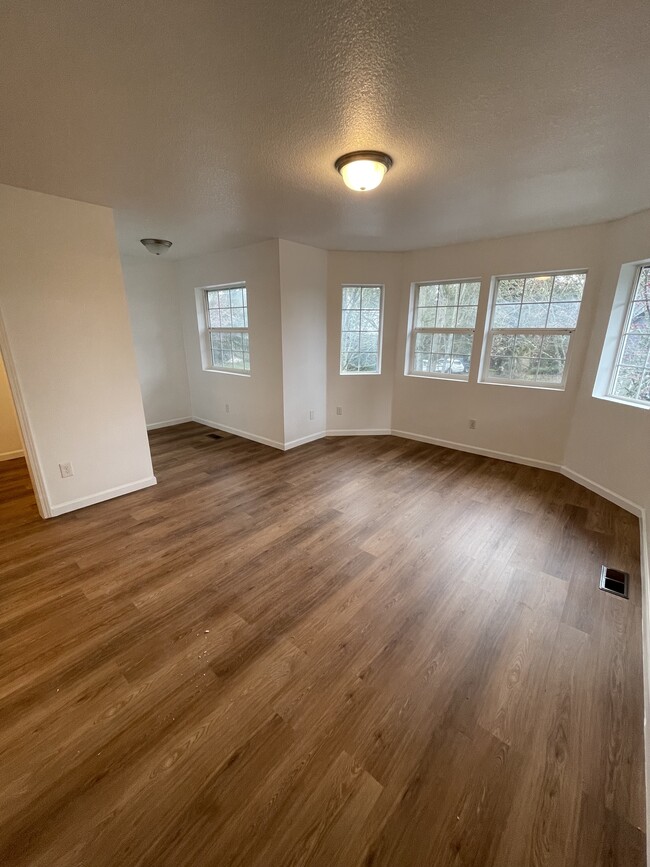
478,379,566,392
405,373,469,383
203,368,251,378
339,371,382,376
593,393,650,411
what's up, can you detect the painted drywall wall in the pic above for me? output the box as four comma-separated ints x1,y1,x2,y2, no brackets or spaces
279,240,327,446
391,224,608,465
564,210,650,514
561,211,650,865
563,210,650,703
177,240,285,447
0,352,23,460
122,256,191,428
327,251,403,434
0,184,154,516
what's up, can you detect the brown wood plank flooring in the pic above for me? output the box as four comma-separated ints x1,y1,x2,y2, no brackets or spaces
0,423,645,866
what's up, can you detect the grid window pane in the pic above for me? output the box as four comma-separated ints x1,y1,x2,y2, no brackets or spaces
519,304,548,328
486,329,570,386
362,286,381,309
415,307,437,327
609,265,650,405
459,282,480,306
485,271,586,388
456,306,478,328
342,310,361,332
432,333,453,354
492,272,585,335
435,306,457,327
552,273,585,302
359,332,377,352
340,286,383,374
523,275,553,303
496,279,524,304
493,304,520,328
409,280,481,378
205,285,250,373
343,287,362,309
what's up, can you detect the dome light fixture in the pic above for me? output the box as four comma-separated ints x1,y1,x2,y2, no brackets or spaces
140,238,172,256
335,150,393,192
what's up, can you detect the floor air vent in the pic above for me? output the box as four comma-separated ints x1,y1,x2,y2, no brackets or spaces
207,433,223,440
599,566,629,599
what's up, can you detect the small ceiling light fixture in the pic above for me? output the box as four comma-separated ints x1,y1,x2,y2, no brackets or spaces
140,238,172,256
335,150,393,192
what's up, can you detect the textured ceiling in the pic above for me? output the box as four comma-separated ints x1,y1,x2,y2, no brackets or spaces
1,0,649,259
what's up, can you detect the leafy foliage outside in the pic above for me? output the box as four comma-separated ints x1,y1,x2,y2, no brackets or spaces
340,286,382,373
488,272,586,385
411,281,480,377
206,287,250,371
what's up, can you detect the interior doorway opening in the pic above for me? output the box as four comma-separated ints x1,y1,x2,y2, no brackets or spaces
0,323,50,519
0,352,36,514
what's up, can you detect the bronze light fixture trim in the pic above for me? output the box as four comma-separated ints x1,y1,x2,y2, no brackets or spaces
140,238,173,255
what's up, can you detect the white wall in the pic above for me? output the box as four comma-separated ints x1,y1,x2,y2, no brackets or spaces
279,240,327,446
122,257,191,428
391,225,607,465
561,210,650,864
0,352,23,461
0,184,154,517
177,240,285,448
327,251,403,434
564,210,650,515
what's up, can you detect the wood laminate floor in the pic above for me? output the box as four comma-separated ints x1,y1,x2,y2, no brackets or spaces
0,424,645,866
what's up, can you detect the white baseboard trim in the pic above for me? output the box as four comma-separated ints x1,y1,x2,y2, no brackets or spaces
326,428,392,437
50,476,157,517
0,449,24,462
559,465,644,518
391,429,561,472
193,417,285,451
146,417,192,431
284,432,326,450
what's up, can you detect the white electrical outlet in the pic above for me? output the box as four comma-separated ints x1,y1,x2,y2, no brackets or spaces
59,462,74,478
469,419,477,430
336,406,343,416
225,403,230,413
309,410,315,420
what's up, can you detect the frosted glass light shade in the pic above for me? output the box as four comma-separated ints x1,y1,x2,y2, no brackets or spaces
335,151,393,192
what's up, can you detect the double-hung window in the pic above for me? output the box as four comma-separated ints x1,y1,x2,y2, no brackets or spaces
340,285,383,374
408,280,481,379
608,265,650,406
204,284,250,373
482,271,586,388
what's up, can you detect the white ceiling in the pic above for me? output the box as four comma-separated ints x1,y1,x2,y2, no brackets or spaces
1,0,649,260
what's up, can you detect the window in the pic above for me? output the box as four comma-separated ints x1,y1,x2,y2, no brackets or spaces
608,265,650,406
482,271,586,388
340,285,383,374
408,280,481,379
203,284,250,373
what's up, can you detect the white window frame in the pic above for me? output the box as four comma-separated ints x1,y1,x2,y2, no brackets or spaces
480,269,587,391
202,282,250,375
339,284,384,376
606,264,650,408
407,278,482,381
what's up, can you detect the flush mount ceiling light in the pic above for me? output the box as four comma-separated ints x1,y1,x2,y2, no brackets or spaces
335,150,393,192
140,238,172,256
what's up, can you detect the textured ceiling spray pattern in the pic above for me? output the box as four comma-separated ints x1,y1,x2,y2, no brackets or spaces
0,0,649,258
